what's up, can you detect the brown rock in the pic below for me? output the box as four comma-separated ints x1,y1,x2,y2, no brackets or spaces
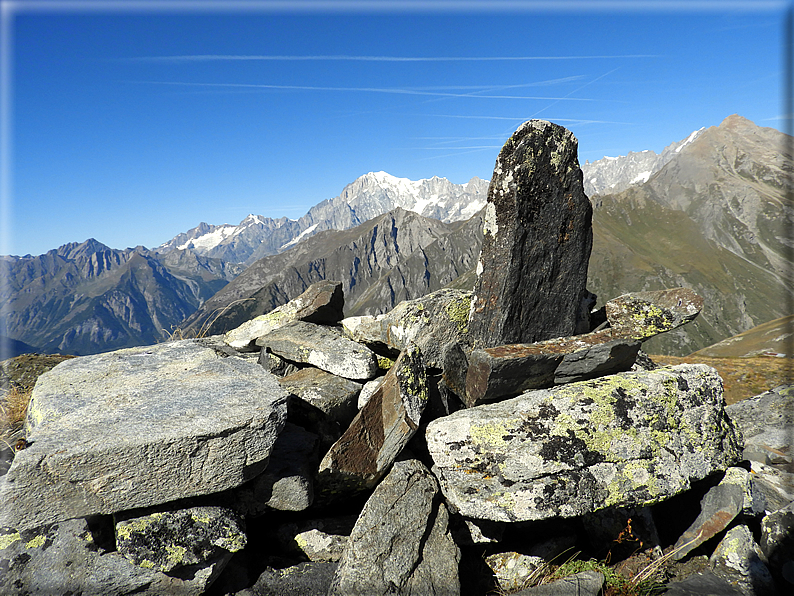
464,329,640,406
317,345,428,498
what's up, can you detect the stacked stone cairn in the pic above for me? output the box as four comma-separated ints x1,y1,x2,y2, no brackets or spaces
1,120,791,596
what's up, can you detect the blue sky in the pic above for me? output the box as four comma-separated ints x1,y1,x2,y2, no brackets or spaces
1,0,790,257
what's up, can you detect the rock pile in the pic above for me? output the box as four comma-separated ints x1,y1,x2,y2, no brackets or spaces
1,120,791,596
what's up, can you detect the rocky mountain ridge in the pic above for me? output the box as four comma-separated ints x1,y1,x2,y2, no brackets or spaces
0,241,241,356
581,126,704,196
155,172,489,266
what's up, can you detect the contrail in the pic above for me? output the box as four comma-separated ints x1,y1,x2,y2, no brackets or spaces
130,54,659,62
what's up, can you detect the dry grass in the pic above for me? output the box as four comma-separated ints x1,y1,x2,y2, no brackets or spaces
649,354,792,405
0,385,31,441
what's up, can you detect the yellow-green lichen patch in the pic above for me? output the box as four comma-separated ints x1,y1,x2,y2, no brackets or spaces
25,534,47,549
140,559,155,570
469,419,516,450
165,544,187,568
551,375,646,456
116,513,163,541
215,528,247,552
377,356,395,370
604,461,661,508
0,531,21,551
445,295,472,335
191,512,211,524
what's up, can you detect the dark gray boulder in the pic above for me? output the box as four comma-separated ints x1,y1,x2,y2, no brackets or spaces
328,459,460,596
114,505,245,580
469,119,593,348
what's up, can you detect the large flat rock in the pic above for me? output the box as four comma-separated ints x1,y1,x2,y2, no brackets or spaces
1,339,288,531
426,364,743,523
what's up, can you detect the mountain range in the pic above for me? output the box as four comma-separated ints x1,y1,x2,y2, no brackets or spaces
2,114,790,358
155,172,489,266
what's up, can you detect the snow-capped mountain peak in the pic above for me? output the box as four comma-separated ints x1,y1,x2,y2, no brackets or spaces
581,126,707,196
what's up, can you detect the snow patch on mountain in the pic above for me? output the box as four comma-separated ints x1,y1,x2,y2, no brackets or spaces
280,223,319,250
582,126,706,197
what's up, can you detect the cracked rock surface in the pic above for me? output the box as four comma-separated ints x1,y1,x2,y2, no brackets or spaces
426,364,743,522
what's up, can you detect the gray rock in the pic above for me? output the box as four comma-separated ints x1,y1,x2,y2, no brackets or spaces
485,551,546,593
357,378,382,410
464,328,640,406
233,423,318,514
672,468,749,561
341,288,472,368
114,505,245,577
278,368,361,428
750,461,794,513
0,517,202,595
710,524,777,596
426,364,743,522
554,336,641,385
513,570,604,596
663,570,745,596
1,339,288,531
275,515,357,563
240,561,338,596
605,288,704,340
224,280,344,350
727,386,794,507
328,459,460,596
317,345,428,496
258,348,299,376
760,502,794,590
256,321,378,381
469,119,593,348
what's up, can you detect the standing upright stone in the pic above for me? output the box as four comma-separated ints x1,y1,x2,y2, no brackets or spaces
469,120,593,348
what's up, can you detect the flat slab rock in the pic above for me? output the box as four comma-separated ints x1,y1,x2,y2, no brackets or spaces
465,328,641,406
224,280,344,351
1,339,288,531
256,320,378,381
426,364,743,523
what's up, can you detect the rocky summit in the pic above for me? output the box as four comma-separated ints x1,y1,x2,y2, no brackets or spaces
1,120,791,596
